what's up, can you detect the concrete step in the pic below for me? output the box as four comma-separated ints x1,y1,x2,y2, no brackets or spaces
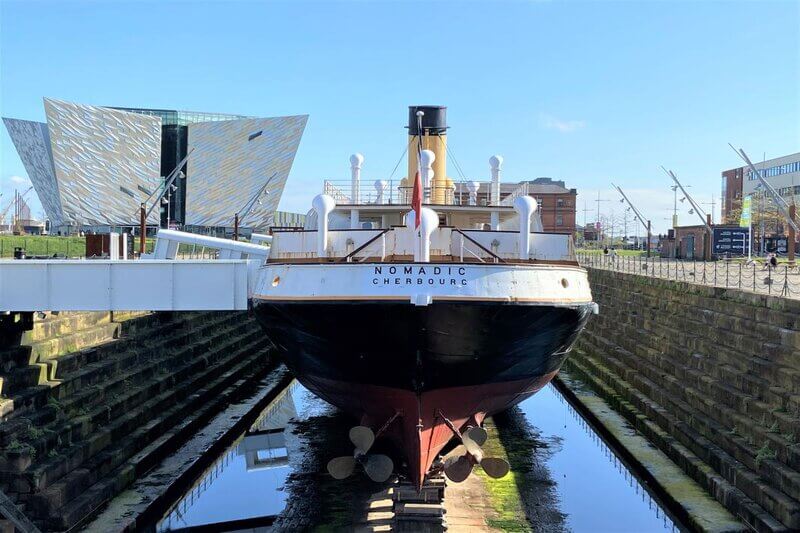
6,323,121,369
1,364,50,397
23,312,112,344
49,351,274,531
0,310,272,527
28,338,271,527
566,350,787,532
576,336,800,529
18,320,263,474
0,313,246,444
0,312,238,421
592,311,800,456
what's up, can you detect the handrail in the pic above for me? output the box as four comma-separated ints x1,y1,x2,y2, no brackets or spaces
338,228,391,263
453,228,506,263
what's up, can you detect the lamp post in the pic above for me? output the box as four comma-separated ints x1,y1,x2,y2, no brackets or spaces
613,183,652,257
139,203,146,255
234,172,278,240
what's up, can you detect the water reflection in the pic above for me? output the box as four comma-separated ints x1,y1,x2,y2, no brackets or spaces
157,382,311,531
157,378,682,532
516,383,679,532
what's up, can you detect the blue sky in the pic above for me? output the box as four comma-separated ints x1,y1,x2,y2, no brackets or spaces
1,0,798,234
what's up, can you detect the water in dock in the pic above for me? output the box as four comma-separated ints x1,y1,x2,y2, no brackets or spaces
156,379,678,532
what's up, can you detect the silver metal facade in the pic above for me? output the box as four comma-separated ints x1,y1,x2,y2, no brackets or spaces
2,118,64,227
185,115,308,229
44,98,162,227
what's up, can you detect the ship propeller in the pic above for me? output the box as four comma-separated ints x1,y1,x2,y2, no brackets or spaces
326,425,395,483
443,426,510,482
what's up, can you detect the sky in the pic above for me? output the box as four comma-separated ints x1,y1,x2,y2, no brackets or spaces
1,0,798,234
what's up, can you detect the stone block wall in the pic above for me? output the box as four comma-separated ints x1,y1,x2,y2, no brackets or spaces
569,269,800,532
0,311,275,531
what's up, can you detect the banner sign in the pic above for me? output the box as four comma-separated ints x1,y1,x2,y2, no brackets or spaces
739,195,752,228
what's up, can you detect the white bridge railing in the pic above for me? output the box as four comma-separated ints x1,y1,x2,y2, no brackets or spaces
0,230,272,312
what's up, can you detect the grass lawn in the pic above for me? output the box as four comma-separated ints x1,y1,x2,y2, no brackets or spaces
0,235,157,258
0,235,86,258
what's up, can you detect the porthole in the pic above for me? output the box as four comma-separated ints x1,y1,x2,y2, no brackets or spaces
561,278,569,288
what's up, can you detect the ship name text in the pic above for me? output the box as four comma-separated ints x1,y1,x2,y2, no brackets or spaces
372,265,468,286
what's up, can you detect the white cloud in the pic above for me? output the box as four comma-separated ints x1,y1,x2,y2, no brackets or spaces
9,175,29,185
540,114,586,133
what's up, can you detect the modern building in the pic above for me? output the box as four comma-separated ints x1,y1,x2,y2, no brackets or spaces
184,115,307,231
112,108,247,226
722,152,800,224
4,98,308,234
4,99,163,232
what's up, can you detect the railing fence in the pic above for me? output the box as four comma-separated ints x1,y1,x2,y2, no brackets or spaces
576,253,800,299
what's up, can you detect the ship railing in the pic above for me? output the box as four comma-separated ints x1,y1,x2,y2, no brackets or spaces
498,182,530,206
322,180,352,204
322,180,460,206
339,228,391,263
452,229,505,263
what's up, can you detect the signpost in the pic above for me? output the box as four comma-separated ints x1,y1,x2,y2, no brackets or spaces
713,227,750,257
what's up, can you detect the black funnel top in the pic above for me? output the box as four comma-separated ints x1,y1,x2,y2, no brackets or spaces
408,106,447,136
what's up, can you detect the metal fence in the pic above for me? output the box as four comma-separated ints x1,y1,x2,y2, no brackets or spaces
576,253,800,300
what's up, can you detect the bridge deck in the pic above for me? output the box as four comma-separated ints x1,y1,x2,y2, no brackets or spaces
0,259,251,311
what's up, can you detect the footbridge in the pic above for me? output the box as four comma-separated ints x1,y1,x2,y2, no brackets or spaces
0,230,271,312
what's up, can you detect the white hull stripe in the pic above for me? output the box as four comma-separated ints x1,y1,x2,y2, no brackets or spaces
254,262,593,307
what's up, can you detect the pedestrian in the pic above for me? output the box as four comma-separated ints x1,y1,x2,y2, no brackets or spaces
769,253,778,269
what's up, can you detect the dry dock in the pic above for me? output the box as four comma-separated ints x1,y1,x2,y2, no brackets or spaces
3,256,799,532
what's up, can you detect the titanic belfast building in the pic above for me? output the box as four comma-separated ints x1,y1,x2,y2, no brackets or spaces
3,98,307,234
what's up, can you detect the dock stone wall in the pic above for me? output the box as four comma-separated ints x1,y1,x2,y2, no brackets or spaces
569,269,800,532
0,310,274,531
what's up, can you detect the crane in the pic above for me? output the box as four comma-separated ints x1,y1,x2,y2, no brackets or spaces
0,186,34,227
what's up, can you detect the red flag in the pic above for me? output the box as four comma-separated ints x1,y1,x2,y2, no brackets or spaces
411,170,422,229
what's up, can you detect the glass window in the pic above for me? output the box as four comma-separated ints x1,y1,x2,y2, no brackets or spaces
556,215,564,226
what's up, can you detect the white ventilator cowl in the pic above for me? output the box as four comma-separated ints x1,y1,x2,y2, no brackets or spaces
513,195,538,260
312,194,336,258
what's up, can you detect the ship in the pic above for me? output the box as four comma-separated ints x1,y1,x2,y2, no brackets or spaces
252,106,595,489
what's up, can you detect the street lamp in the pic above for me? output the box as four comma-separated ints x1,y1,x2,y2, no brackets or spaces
234,172,278,241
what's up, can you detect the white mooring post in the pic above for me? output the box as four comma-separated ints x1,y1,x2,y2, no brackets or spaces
514,195,537,260
350,153,363,228
490,155,503,229
312,194,336,259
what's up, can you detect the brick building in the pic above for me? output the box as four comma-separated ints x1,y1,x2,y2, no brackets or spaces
521,178,577,234
455,177,577,234
721,166,744,224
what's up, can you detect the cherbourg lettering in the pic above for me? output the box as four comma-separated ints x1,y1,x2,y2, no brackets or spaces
372,265,468,286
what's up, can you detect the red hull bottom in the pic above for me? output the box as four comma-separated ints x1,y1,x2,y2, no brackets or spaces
300,372,558,489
